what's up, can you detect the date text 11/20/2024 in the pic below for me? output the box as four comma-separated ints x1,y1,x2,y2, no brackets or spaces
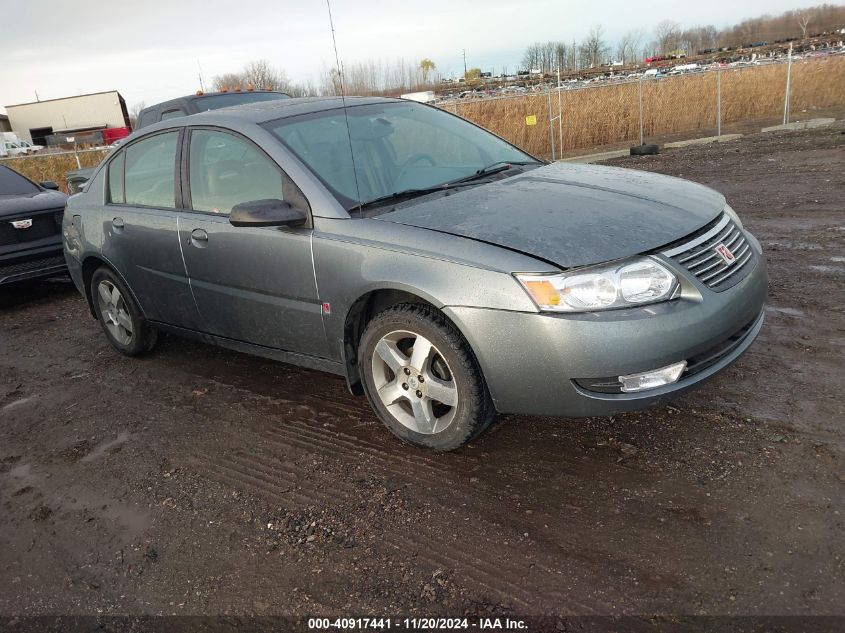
307,617,528,630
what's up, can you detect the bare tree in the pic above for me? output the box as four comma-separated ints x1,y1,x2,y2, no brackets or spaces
617,29,643,65
241,59,288,90
580,25,608,68
212,72,244,91
654,19,682,54
129,101,145,129
797,10,813,39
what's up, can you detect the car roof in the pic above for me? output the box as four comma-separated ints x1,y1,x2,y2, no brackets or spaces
185,95,404,125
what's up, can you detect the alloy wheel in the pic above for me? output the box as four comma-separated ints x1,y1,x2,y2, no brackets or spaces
371,330,459,434
96,280,134,346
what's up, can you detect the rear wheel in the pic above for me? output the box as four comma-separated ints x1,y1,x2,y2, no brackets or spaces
91,267,157,356
359,304,495,451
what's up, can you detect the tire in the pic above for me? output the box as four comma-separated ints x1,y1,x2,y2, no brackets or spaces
90,267,157,356
630,143,660,156
359,303,495,451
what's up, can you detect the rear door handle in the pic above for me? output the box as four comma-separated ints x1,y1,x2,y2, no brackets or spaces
112,217,124,230
190,228,209,247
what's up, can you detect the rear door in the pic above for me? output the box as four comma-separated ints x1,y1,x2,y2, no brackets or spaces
177,127,328,357
101,129,201,329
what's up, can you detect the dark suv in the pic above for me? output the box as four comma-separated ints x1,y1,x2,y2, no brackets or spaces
134,90,291,129
0,165,68,285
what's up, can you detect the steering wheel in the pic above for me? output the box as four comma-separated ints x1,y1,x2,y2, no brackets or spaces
395,153,437,187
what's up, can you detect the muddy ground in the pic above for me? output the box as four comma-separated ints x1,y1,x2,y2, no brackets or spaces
1,123,843,619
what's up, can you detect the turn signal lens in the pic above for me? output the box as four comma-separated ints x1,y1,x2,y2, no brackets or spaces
522,279,561,308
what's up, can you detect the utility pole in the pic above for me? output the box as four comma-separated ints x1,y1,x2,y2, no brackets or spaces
462,49,467,79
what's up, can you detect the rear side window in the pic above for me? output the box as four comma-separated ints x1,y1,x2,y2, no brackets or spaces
124,132,179,208
0,165,39,195
107,152,125,203
188,129,295,215
160,109,185,121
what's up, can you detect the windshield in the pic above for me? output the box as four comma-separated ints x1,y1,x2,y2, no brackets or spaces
194,92,290,111
0,166,39,195
266,102,537,209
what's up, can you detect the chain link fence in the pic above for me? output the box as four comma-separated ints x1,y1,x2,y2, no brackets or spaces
443,54,845,159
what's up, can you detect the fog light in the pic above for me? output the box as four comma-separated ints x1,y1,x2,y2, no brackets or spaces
619,361,687,393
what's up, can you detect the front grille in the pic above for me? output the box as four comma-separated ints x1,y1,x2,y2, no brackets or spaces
0,254,66,279
0,210,63,247
661,212,755,292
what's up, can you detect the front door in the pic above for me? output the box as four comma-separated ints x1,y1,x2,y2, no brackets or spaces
178,127,328,358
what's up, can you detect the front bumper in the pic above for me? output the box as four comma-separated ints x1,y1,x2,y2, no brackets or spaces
0,241,66,285
444,233,768,417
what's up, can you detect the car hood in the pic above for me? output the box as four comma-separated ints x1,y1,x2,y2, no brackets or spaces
0,189,67,217
376,162,725,269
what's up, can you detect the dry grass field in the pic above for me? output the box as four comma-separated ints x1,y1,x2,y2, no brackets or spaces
1,56,842,189
0,149,108,193
454,55,845,157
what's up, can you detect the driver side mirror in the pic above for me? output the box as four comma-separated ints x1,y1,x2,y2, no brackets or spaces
229,199,307,228
41,181,60,190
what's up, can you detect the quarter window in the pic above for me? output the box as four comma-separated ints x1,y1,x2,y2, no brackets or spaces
188,129,288,215
107,152,125,204
124,132,179,208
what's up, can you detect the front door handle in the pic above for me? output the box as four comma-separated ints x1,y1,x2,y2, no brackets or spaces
190,228,209,248
112,217,124,230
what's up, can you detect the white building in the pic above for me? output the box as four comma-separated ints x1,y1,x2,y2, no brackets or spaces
4,91,130,146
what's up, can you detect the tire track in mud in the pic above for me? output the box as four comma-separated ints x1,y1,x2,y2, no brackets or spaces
215,414,607,612
206,450,357,508
184,383,634,612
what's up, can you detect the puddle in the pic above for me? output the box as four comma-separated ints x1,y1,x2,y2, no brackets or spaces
808,265,845,274
1,395,36,413
81,432,131,463
765,306,805,318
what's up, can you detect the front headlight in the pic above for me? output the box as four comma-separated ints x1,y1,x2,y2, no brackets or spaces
516,257,678,313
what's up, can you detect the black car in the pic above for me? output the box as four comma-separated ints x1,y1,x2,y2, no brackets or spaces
0,165,68,285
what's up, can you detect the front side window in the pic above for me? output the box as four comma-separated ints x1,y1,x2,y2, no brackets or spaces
188,129,286,215
124,131,179,208
267,102,537,209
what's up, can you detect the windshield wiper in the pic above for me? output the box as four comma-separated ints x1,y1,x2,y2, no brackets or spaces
356,161,538,210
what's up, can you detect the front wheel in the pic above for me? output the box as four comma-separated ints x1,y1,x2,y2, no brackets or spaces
359,304,495,451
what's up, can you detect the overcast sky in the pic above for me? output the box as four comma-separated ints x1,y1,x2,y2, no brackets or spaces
0,0,827,113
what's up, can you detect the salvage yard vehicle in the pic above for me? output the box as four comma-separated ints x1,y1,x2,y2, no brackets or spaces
1,165,68,285
63,97,767,450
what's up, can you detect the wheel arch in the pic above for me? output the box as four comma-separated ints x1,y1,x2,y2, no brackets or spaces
81,255,145,320
342,287,481,396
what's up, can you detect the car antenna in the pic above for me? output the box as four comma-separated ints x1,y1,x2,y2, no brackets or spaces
326,0,363,216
